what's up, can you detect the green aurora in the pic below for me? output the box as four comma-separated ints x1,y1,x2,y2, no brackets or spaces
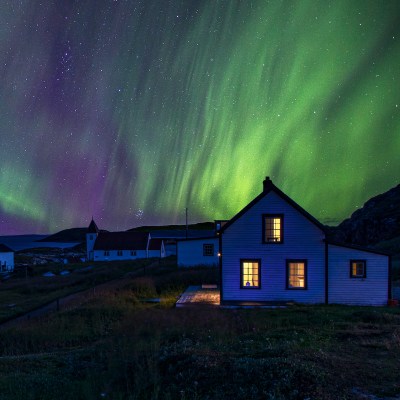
0,0,399,233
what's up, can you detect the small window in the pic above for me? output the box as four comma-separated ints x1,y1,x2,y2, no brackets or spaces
263,214,283,243
131,250,136,256
240,259,261,289
350,260,366,278
203,244,214,256
286,260,307,289
117,250,123,256
104,251,110,256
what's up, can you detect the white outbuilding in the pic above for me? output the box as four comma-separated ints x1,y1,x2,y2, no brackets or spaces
177,237,219,267
0,244,14,273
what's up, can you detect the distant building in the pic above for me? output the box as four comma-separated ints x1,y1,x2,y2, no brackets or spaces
219,177,390,306
86,219,165,262
0,244,14,273
177,237,219,267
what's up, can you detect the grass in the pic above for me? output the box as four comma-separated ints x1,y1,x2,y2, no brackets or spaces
0,258,159,323
0,263,399,399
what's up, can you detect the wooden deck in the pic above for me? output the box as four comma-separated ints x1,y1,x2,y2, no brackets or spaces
176,285,220,308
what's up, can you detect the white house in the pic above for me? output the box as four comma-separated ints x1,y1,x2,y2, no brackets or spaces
177,237,219,267
0,244,14,273
86,219,165,262
219,177,390,306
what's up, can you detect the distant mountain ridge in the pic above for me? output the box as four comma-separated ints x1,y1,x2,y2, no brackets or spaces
39,222,214,243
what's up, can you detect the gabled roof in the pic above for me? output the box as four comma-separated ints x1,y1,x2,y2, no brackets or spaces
150,230,215,239
221,177,326,233
149,238,164,250
87,218,99,234
93,232,149,251
0,244,14,253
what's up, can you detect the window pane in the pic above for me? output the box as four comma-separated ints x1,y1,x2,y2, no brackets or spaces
242,261,260,288
288,262,305,288
265,217,282,242
352,261,365,277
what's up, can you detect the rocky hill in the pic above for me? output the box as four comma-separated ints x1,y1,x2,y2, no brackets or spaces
328,183,400,255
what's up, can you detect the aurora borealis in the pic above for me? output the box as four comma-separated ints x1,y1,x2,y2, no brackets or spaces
0,1,399,235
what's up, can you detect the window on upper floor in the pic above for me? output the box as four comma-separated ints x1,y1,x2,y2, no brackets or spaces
240,259,261,289
350,260,366,278
286,260,307,289
263,214,283,243
203,244,214,256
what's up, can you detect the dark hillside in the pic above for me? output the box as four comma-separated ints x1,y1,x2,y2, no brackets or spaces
129,221,214,231
328,183,400,254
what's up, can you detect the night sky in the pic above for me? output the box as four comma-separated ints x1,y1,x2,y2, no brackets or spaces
1,1,399,235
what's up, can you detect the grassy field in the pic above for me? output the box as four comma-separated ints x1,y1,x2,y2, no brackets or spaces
0,262,399,400
0,258,157,323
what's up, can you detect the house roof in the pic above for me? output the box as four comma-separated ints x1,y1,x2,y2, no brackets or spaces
93,232,149,251
87,218,99,234
220,177,326,233
0,244,14,253
176,236,218,242
149,238,163,250
150,230,215,239
325,239,391,256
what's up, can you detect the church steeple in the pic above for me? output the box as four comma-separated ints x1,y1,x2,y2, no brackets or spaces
86,218,99,261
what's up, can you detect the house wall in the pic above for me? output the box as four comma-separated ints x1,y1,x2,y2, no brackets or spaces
0,252,14,272
177,238,219,267
222,191,326,303
328,244,388,306
93,250,148,261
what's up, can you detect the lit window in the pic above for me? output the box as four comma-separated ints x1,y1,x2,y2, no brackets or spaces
240,260,261,289
117,250,123,256
203,244,214,256
287,260,307,289
350,260,366,278
263,214,283,243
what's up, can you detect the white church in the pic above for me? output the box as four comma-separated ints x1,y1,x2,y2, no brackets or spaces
86,219,165,262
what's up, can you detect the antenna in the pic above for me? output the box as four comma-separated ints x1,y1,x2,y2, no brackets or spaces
185,207,188,239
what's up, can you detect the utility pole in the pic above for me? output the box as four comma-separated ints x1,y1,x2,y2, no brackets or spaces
185,207,188,239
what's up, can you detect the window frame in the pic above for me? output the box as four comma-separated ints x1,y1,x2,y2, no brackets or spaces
240,259,261,290
104,250,110,256
262,214,284,244
130,250,136,256
350,260,367,279
286,259,308,290
203,243,214,257
117,250,123,256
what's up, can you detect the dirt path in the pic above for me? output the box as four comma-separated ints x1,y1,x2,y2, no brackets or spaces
0,260,160,330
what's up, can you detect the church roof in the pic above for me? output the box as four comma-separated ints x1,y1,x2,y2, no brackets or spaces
149,238,163,250
87,219,99,233
93,232,149,251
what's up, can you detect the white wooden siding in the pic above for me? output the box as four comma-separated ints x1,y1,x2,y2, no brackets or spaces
222,191,326,303
93,250,148,261
178,238,219,267
328,244,388,305
0,252,14,272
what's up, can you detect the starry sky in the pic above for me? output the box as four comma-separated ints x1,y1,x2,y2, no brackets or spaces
0,0,399,235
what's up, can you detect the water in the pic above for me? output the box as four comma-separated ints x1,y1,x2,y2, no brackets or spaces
0,235,80,251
